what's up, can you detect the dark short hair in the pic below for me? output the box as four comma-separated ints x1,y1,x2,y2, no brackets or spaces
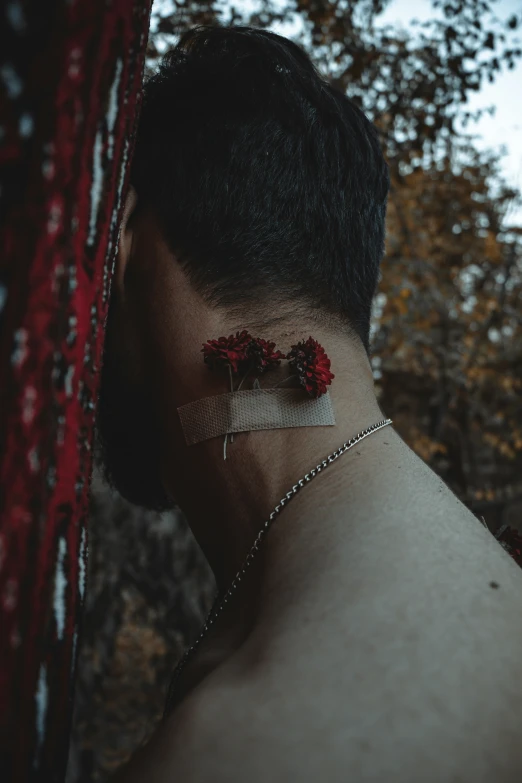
131,25,390,355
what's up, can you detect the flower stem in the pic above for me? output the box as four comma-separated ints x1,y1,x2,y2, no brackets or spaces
236,363,254,392
273,374,297,389
232,365,255,445
228,364,235,445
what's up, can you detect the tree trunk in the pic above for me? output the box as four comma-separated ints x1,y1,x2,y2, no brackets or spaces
0,2,153,780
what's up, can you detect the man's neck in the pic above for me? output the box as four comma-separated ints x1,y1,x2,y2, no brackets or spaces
160,332,388,593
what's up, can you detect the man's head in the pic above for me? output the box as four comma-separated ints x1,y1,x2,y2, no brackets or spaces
96,24,390,510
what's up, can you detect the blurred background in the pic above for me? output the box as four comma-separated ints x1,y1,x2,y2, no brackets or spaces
66,1,522,780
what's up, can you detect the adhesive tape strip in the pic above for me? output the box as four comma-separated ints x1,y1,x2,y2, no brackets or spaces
177,388,336,446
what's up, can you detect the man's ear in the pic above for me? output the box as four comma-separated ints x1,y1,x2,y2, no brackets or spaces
115,185,138,291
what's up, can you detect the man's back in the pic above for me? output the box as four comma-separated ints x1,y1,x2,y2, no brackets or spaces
115,439,522,782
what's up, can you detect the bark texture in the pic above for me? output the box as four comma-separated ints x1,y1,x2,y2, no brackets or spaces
65,471,215,783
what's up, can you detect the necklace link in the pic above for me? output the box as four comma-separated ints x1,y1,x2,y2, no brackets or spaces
164,417,393,716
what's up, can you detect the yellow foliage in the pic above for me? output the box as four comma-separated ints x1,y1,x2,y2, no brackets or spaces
484,432,500,448
412,433,447,461
500,376,515,392
483,431,516,459
484,230,501,263
474,489,496,501
498,442,516,460
396,298,409,316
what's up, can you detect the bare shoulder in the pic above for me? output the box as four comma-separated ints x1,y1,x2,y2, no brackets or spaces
114,477,522,783
117,646,522,783
202,514,522,782
116,539,522,783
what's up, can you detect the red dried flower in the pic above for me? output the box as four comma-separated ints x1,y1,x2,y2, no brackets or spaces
247,338,284,373
287,336,335,398
202,330,252,374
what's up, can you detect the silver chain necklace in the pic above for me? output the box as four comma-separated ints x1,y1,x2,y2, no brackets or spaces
164,416,393,715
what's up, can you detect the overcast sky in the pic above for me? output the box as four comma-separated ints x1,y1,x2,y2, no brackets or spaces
376,0,522,226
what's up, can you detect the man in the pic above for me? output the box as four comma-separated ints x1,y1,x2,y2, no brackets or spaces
98,25,522,783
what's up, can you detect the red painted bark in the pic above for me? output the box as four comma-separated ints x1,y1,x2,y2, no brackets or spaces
0,2,152,780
